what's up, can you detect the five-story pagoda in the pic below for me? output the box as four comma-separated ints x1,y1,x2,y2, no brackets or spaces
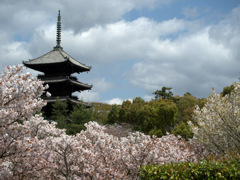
23,10,92,116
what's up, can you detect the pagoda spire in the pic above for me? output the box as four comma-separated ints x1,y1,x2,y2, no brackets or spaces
55,10,62,49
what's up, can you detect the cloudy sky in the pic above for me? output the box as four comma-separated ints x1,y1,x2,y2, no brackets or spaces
0,0,240,104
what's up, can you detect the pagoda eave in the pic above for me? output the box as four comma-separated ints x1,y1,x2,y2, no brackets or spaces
39,76,92,91
24,60,90,74
43,96,92,107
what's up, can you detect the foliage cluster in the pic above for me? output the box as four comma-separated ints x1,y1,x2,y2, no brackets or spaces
107,97,177,137
90,102,112,124
106,88,206,139
49,100,112,135
50,87,207,138
50,98,94,135
139,158,240,180
173,92,206,139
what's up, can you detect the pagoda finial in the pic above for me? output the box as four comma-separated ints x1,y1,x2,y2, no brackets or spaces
55,10,62,49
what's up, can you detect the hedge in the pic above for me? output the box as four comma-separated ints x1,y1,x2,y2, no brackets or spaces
139,158,240,180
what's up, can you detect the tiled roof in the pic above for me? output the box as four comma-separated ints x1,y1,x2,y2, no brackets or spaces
42,96,92,107
42,76,92,89
23,48,91,70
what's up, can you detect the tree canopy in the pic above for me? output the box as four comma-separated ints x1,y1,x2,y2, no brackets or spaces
153,86,173,100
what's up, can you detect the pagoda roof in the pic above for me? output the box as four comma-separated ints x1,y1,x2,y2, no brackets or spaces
41,76,92,90
23,48,91,72
43,96,91,107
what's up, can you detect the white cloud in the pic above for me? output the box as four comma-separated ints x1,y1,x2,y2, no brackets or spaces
62,17,189,64
105,98,123,105
143,95,154,101
76,77,113,102
91,78,114,92
77,91,100,103
182,7,199,18
61,0,173,32
105,98,133,105
127,27,238,97
208,6,240,59
0,0,172,36
0,0,182,67
0,41,31,69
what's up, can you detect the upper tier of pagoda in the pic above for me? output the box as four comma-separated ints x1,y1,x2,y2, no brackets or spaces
23,10,91,76
23,48,91,75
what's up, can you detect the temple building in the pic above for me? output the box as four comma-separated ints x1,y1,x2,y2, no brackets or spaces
23,10,92,116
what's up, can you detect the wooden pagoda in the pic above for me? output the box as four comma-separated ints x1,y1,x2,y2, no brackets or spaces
23,10,92,116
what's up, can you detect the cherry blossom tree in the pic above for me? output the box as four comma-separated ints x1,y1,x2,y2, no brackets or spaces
0,65,54,179
40,121,198,179
189,82,240,156
23,114,199,179
0,65,200,179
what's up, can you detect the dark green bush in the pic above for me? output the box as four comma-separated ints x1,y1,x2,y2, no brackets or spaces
139,158,240,180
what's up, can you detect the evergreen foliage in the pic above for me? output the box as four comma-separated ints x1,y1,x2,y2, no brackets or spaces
107,104,121,124
153,86,173,100
107,97,177,137
221,84,235,97
50,99,93,135
172,121,193,140
51,97,68,120
48,88,208,139
139,158,240,180
91,102,112,124
106,91,207,138
51,97,69,130
71,104,93,124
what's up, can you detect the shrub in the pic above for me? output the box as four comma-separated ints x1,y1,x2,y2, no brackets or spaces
139,158,240,180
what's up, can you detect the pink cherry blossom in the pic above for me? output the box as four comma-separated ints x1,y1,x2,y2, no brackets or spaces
0,65,201,179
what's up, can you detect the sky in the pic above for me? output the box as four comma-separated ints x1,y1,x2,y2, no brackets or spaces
0,0,240,105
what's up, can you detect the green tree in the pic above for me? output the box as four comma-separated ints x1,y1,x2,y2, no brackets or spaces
91,102,113,124
141,99,177,135
132,97,145,104
107,104,121,124
173,121,193,140
67,104,94,135
119,99,146,129
51,97,69,129
182,107,195,123
51,97,68,118
149,128,163,137
153,86,173,100
51,98,94,135
198,98,207,109
119,100,133,123
110,98,177,136
175,93,198,123
70,104,93,124
221,84,235,97
172,93,206,139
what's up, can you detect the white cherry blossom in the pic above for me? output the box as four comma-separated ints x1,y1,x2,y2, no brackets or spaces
189,83,240,156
